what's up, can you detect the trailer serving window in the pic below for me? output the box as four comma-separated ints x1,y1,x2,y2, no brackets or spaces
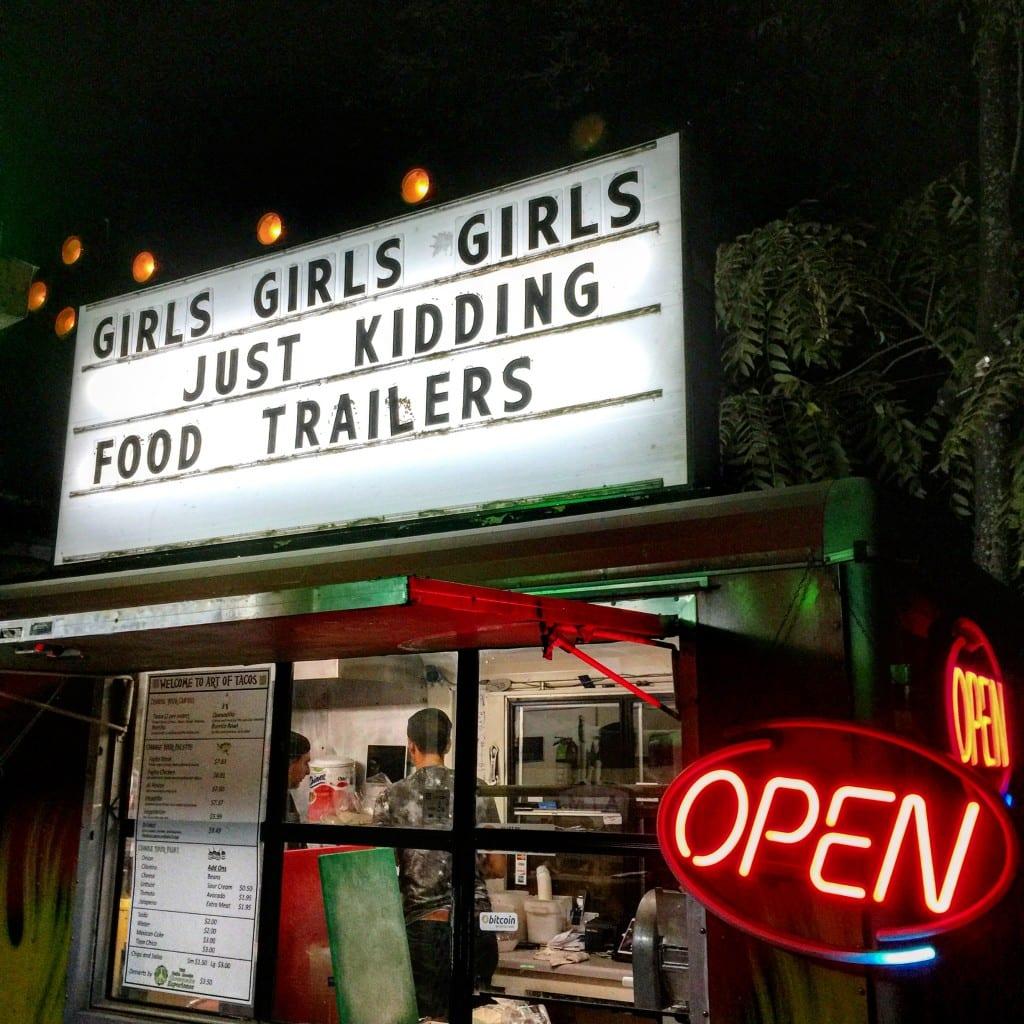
72,578,700,1024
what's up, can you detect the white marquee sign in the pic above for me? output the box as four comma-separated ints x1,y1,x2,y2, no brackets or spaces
56,134,688,564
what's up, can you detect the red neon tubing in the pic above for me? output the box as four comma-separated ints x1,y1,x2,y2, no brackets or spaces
656,719,1018,959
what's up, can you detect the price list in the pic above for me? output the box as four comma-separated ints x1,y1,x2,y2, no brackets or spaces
123,668,272,1003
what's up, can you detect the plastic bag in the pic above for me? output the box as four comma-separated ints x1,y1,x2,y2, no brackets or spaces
472,1000,551,1023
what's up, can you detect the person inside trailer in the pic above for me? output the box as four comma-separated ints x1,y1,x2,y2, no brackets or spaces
373,708,504,1019
287,731,311,823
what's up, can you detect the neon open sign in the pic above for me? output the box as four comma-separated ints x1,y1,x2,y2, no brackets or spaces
657,720,1017,966
945,618,1011,793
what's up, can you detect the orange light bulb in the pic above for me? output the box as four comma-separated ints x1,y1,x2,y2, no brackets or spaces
401,167,432,205
132,251,157,283
27,280,48,312
257,212,283,245
55,306,77,338
61,235,84,265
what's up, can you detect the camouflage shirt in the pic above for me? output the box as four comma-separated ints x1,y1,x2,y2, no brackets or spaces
372,764,498,922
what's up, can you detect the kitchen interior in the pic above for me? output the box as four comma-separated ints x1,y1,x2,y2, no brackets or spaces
279,639,690,1022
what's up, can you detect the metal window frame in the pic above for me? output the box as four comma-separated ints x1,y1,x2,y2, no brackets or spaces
69,618,703,1024
269,650,674,1023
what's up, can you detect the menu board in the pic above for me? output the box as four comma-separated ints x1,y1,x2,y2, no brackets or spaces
123,667,273,1003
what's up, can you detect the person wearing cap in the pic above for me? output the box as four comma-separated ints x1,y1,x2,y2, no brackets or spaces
373,707,504,1019
286,731,311,823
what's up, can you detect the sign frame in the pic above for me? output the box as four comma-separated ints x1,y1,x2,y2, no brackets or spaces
55,133,716,568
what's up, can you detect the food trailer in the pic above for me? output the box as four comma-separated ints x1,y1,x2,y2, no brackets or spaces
0,134,1020,1024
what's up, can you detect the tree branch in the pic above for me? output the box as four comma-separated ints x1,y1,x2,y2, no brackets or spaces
923,273,937,333
824,336,925,387
880,344,935,377
868,288,960,364
1012,16,1023,180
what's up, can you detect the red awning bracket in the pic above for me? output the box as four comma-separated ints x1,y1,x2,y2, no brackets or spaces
406,578,679,718
541,624,681,721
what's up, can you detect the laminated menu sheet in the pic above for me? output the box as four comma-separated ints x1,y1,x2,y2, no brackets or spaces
122,667,273,1003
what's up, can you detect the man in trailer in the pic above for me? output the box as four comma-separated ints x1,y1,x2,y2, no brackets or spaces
286,730,311,822
373,708,504,1018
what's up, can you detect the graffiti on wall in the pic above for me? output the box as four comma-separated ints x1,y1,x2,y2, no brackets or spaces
0,676,91,1024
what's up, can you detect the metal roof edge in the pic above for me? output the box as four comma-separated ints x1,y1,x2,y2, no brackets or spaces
0,483,838,608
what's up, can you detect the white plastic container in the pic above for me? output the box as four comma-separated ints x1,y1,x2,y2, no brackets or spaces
490,892,527,952
525,898,565,945
308,757,357,821
362,779,389,813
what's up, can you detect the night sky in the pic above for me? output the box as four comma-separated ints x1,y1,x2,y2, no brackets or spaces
0,1,972,569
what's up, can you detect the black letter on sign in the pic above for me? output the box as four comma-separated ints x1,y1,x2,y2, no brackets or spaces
608,170,641,228
295,401,320,449
458,213,489,266
415,304,442,353
118,315,131,357
190,290,213,337
524,273,552,329
367,389,381,441
262,407,286,454
183,356,206,402
246,342,269,389
277,333,301,380
93,316,115,359
528,196,559,249
495,283,509,335
570,185,599,238
307,258,333,307
503,356,532,412
462,367,492,419
136,309,159,352
388,387,414,436
355,315,380,366
164,301,184,346
147,430,172,473
455,294,483,345
564,262,599,317
179,425,202,469
254,273,278,318
215,349,239,395
287,265,300,312
94,439,114,484
376,237,402,288
500,205,515,258
425,372,450,426
392,308,405,358
343,250,365,298
118,436,142,478
330,395,357,442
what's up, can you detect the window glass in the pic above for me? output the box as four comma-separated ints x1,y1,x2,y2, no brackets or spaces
475,847,691,1020
478,643,680,831
272,845,454,1023
635,702,684,784
286,653,458,828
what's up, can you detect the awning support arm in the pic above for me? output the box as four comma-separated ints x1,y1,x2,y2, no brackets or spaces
0,687,129,735
542,626,681,721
